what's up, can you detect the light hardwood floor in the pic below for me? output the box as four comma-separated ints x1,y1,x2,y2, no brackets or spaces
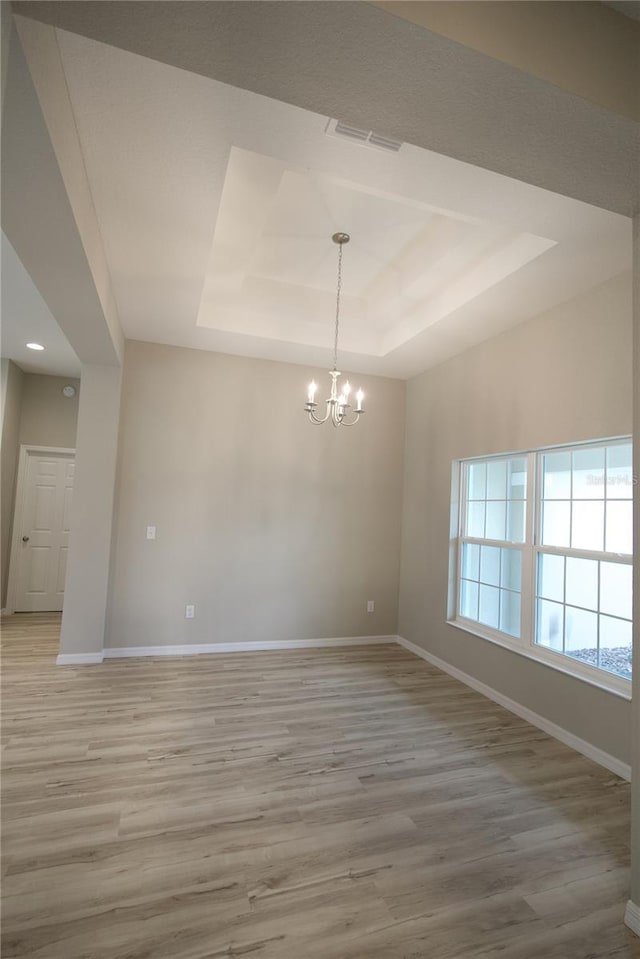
2,613,639,959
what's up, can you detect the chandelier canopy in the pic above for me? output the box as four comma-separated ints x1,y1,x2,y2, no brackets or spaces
304,233,365,427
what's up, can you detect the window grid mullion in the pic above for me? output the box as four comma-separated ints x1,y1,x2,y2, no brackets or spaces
569,449,574,550
562,552,567,655
520,451,536,649
455,463,466,619
461,462,467,538
534,544,631,564
596,560,601,669
603,453,608,554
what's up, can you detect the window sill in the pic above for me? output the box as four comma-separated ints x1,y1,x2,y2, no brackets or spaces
446,618,632,701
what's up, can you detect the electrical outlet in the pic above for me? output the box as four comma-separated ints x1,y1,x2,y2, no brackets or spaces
367,600,375,613
185,604,195,619
146,526,156,540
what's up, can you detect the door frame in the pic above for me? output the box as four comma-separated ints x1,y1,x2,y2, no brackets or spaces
5,445,76,615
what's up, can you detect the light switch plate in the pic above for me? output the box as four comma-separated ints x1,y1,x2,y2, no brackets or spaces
146,526,156,540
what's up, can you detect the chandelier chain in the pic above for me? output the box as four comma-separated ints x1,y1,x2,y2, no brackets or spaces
333,240,343,371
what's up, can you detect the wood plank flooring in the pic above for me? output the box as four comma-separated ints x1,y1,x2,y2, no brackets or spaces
2,612,639,958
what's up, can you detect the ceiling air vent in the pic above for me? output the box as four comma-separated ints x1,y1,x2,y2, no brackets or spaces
325,119,402,153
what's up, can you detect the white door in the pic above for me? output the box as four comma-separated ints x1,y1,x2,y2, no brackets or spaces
14,451,75,612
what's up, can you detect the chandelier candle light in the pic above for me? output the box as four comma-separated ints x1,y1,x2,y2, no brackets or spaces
304,232,365,427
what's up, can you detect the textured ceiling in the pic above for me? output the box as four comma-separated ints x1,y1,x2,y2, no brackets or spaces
12,1,640,216
603,1,640,22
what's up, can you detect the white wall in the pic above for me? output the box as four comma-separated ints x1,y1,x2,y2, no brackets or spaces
399,273,633,764
105,341,405,650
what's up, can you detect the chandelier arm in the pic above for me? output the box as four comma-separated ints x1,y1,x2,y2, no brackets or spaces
308,405,332,424
335,411,362,427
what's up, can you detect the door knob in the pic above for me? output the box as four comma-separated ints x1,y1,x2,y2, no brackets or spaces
22,535,29,542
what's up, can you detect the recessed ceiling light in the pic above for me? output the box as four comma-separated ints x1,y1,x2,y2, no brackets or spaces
26,342,45,351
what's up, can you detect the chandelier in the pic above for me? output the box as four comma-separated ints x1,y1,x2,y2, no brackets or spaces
304,233,365,427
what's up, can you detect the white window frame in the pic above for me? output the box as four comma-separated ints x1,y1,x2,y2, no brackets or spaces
449,437,633,699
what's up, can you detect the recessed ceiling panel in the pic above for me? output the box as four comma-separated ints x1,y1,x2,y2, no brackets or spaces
197,147,556,355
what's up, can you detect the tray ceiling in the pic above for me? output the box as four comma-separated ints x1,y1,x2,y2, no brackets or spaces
22,26,630,379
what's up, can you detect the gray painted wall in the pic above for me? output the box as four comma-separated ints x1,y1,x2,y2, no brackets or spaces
1,360,24,606
19,372,79,448
60,363,121,658
105,341,405,649
399,272,633,765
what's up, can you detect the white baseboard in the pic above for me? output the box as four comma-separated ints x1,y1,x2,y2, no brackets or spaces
103,635,396,659
56,652,104,666
396,635,631,782
625,900,640,937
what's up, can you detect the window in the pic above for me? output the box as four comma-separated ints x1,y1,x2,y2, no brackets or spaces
459,455,527,638
453,438,633,692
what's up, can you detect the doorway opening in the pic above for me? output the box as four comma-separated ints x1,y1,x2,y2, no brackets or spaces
6,446,75,616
